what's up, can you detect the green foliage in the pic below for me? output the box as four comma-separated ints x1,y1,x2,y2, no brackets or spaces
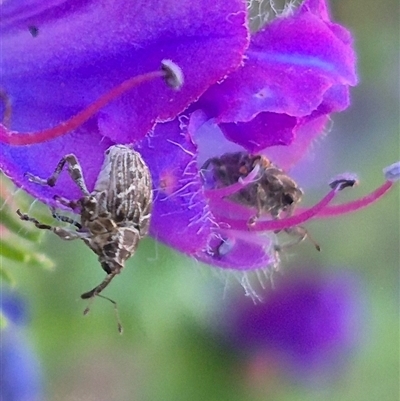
0,175,55,287
0,310,7,329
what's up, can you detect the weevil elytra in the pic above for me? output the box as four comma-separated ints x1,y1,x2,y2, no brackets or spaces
18,145,152,331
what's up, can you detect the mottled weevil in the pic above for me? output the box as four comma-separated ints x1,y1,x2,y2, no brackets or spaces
18,145,152,332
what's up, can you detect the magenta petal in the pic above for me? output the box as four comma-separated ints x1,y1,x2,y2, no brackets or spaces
195,231,276,271
200,1,357,123
264,115,329,171
315,85,350,115
1,0,249,142
141,113,276,270
136,117,215,255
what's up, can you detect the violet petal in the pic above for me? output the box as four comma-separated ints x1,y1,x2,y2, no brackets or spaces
227,267,363,372
136,117,216,256
199,0,357,132
1,0,249,142
138,116,274,270
263,115,329,171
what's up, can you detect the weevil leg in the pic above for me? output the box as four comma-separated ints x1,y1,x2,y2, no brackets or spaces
247,183,264,226
53,195,80,211
17,209,86,241
50,209,82,229
274,226,320,252
81,272,119,300
26,154,90,196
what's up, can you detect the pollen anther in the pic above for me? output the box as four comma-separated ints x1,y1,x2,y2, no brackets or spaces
161,59,184,90
383,161,400,182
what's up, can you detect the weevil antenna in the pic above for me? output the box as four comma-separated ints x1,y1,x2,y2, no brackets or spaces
81,273,123,334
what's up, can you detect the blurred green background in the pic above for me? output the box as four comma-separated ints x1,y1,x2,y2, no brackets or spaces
1,1,399,400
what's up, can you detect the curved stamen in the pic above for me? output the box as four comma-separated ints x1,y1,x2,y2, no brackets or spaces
314,181,393,218
0,60,183,146
217,178,355,231
204,163,261,199
315,162,399,218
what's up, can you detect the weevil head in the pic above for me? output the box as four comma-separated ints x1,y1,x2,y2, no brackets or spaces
96,226,141,274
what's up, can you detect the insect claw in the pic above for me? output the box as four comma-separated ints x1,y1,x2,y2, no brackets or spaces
24,172,35,182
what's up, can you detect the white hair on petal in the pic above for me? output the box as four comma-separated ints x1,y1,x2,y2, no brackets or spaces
248,0,302,31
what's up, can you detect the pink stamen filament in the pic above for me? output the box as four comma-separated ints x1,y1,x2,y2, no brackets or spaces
204,164,261,199
216,186,342,231
313,180,393,218
0,70,165,146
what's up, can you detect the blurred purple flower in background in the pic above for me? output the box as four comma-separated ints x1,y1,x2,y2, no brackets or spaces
0,287,43,401
0,0,398,272
221,267,364,386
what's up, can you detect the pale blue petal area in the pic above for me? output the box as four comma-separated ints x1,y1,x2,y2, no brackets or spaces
1,330,44,401
1,289,43,401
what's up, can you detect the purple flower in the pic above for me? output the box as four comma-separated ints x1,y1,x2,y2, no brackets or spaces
0,288,44,401
223,267,364,381
0,0,398,271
